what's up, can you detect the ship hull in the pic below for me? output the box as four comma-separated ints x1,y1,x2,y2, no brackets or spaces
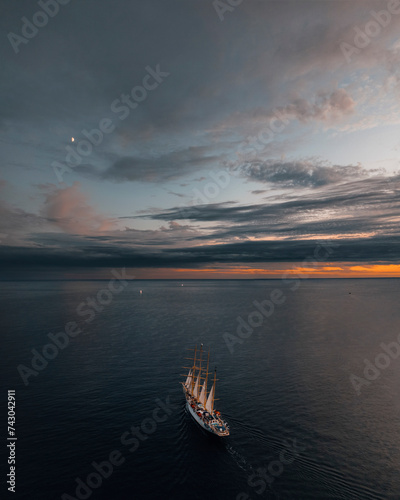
183,387,229,437
185,399,216,435
186,400,214,434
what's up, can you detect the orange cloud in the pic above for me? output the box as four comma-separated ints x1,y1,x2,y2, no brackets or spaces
349,264,400,275
125,263,400,279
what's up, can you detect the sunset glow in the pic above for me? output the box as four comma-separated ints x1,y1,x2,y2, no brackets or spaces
113,264,400,280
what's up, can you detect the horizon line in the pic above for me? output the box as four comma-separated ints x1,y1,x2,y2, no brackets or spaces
1,277,400,282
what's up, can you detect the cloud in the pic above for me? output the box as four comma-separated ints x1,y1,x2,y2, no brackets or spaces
41,182,116,235
2,0,400,278
0,180,48,246
166,190,186,198
277,89,355,123
237,158,368,188
143,174,400,243
1,173,399,271
75,146,221,183
1,235,399,269
214,89,356,136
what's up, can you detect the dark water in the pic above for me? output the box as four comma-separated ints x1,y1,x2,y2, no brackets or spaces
2,278,400,500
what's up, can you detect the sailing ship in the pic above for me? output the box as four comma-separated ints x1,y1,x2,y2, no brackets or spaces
181,344,230,437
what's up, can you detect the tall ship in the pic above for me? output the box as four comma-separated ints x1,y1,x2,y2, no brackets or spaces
181,344,230,437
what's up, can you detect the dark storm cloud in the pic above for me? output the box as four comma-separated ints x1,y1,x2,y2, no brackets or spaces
162,237,400,264
1,235,399,269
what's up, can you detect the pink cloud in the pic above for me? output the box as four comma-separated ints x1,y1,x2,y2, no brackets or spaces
281,89,356,123
42,182,116,235
213,88,356,136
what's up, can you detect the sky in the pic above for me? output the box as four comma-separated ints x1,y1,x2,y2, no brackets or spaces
1,0,400,279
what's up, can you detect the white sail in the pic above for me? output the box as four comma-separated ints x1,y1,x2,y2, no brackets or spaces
193,374,200,398
185,369,192,390
205,383,214,413
199,380,207,405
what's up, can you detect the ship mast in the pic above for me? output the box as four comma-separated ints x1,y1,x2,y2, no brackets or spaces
197,344,203,399
204,349,210,404
212,368,217,412
191,345,197,396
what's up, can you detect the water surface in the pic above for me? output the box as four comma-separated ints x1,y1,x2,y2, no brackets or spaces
2,279,400,499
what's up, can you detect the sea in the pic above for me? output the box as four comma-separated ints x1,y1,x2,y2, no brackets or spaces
2,278,400,500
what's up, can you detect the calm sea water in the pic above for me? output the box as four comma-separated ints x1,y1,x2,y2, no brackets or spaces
2,279,400,500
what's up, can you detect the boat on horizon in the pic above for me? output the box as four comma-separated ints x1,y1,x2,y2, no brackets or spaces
181,344,230,437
